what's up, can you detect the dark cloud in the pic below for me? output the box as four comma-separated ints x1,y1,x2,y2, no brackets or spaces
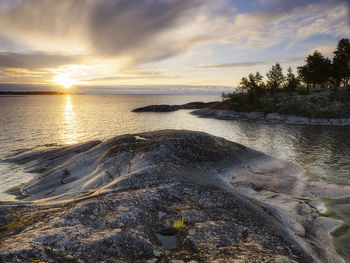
0,52,84,69
88,0,202,56
0,0,207,65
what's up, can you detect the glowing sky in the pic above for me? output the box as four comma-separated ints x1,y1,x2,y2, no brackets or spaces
0,0,349,94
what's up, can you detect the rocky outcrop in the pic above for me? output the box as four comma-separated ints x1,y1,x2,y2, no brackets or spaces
0,130,347,262
192,108,350,125
132,101,218,112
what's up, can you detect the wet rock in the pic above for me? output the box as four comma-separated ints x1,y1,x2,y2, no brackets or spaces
309,118,330,125
246,111,265,120
286,116,310,124
266,113,288,122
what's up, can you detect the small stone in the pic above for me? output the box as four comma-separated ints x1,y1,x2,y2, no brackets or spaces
153,249,161,257
147,258,158,263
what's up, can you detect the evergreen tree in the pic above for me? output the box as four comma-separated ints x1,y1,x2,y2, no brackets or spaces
285,67,299,91
331,38,350,89
266,63,284,96
297,50,331,92
238,71,265,95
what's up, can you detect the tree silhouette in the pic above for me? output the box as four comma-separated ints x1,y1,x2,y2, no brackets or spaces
238,72,265,102
266,63,284,96
285,67,299,91
297,50,331,92
331,38,350,89
239,72,264,93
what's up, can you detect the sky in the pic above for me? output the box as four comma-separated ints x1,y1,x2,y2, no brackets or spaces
0,0,349,94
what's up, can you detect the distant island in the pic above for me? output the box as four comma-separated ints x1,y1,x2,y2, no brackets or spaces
132,101,218,112
0,91,71,95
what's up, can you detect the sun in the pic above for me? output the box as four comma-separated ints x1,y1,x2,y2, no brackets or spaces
53,73,77,89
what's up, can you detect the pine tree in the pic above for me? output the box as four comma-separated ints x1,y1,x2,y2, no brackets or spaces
285,67,299,91
331,38,350,89
266,63,284,96
298,50,331,92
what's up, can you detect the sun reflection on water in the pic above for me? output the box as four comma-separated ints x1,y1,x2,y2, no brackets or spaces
61,95,78,144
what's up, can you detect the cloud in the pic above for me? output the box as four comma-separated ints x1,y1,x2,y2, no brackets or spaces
0,52,84,69
0,68,53,84
192,61,266,69
0,0,348,67
0,0,348,90
88,0,202,55
86,74,177,82
0,0,209,66
0,83,230,94
73,84,230,94
190,54,311,70
217,0,350,49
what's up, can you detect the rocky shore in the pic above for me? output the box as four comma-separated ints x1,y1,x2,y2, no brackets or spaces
192,108,350,125
0,130,348,262
132,101,218,112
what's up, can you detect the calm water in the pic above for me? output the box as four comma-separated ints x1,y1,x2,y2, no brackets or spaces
0,94,350,260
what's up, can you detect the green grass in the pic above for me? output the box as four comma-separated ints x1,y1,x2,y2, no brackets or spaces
0,214,37,232
173,217,184,230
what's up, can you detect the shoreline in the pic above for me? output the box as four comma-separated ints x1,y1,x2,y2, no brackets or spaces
191,107,350,126
131,101,350,125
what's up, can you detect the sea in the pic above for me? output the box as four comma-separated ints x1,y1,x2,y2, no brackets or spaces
0,94,350,260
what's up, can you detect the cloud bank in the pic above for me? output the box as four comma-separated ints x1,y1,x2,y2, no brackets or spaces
0,0,348,91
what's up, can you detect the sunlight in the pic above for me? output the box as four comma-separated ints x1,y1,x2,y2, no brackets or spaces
61,95,78,144
53,73,77,89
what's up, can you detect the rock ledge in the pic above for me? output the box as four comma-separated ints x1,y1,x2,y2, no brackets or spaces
192,108,350,125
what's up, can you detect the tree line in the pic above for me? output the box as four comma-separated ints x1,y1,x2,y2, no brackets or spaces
224,38,350,101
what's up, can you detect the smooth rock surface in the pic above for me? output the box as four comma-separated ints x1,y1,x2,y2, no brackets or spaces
0,130,347,262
